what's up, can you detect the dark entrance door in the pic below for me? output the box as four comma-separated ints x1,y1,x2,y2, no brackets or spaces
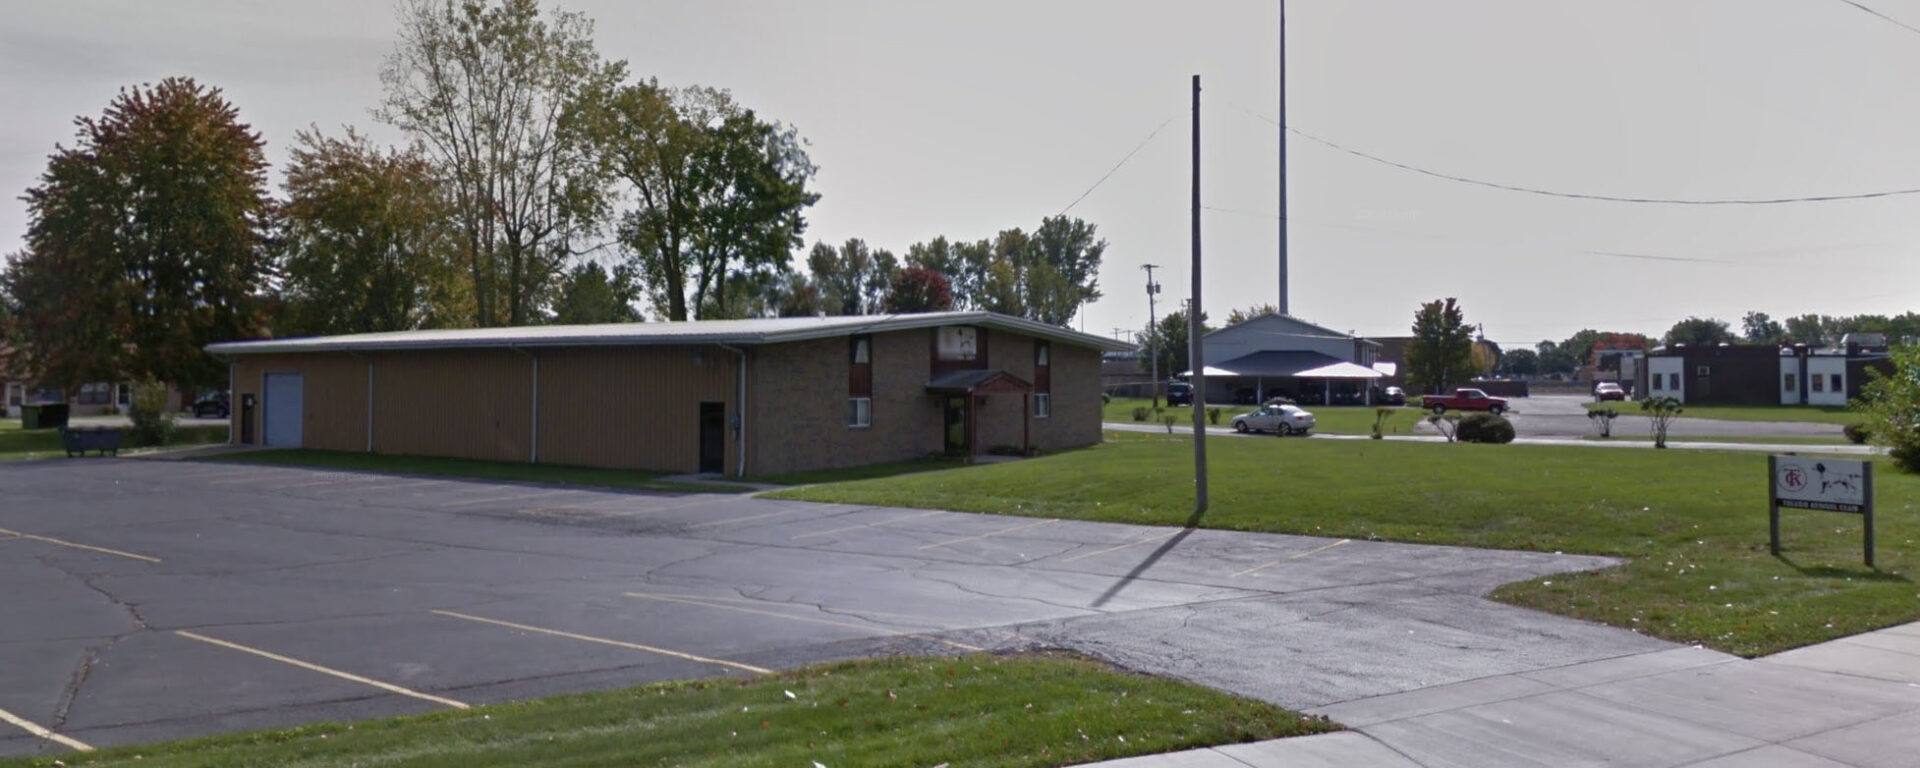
943,396,968,456
699,402,725,473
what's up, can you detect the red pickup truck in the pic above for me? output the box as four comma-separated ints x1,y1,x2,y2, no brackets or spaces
1420,388,1510,414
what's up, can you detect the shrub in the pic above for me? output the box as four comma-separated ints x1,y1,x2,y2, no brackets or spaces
128,379,176,447
1371,407,1393,440
1858,345,1920,472
1456,412,1515,444
1844,422,1871,445
1426,413,1460,442
1588,407,1618,438
1132,406,1151,422
1207,407,1221,425
1640,396,1682,449
1161,414,1178,433
1101,393,1111,405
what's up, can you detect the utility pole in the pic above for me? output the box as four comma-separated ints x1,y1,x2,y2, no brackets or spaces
1277,0,1290,316
1190,74,1209,513
1142,264,1162,406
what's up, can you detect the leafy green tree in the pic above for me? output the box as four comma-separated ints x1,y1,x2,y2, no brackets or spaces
378,0,624,326
905,236,984,309
1784,314,1827,345
277,128,467,336
601,82,818,320
552,261,641,324
807,239,896,315
1533,341,1578,375
1498,348,1539,377
771,271,823,318
1859,345,1920,471
1664,316,1734,347
1226,303,1280,326
884,267,953,313
1741,311,1785,343
3,77,270,390
1138,310,1209,381
1404,298,1474,394
1022,216,1105,325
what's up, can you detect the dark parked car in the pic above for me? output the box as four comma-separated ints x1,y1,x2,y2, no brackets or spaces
190,390,231,419
1593,382,1627,402
1166,382,1193,406
1381,386,1407,405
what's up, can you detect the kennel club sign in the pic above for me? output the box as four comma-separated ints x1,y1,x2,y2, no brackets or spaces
1769,455,1875,567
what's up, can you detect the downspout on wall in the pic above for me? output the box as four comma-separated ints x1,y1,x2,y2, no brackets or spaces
717,344,747,478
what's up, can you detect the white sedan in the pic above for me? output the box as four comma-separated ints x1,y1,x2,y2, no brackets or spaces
1231,404,1315,436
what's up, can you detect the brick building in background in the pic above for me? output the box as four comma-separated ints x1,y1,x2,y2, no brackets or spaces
206,312,1128,476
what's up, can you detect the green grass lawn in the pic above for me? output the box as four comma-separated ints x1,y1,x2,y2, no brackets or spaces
1103,397,1425,436
200,449,753,494
0,421,226,461
769,436,1919,657
1581,434,1855,446
0,653,1334,768
1584,401,1858,426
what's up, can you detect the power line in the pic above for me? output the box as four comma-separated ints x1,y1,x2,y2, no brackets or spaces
1059,112,1179,216
1200,205,1732,263
1835,0,1920,36
1228,104,1920,206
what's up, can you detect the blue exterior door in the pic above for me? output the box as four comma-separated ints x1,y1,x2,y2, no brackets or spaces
263,373,304,447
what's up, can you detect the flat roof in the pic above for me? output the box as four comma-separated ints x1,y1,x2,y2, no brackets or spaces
205,311,1135,355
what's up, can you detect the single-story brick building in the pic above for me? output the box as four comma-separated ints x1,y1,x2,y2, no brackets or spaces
205,311,1130,476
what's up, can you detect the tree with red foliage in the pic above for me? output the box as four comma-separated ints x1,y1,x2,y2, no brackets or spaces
2,77,271,391
884,266,953,313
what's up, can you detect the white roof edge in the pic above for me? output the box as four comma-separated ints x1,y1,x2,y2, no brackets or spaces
1202,313,1381,345
205,311,1134,356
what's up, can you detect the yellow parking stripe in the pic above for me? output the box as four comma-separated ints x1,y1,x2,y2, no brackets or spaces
1061,530,1181,563
430,610,771,675
917,518,1058,550
0,527,159,563
1231,539,1352,577
0,704,92,752
686,506,823,530
626,592,982,652
175,631,469,709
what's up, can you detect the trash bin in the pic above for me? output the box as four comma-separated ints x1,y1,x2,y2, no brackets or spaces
22,404,69,430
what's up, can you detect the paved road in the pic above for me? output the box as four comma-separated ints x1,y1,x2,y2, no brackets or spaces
0,459,1660,757
1481,395,1843,440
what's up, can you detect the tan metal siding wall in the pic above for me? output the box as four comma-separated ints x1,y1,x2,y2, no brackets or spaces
370,350,531,463
537,346,737,473
749,330,940,475
228,354,368,451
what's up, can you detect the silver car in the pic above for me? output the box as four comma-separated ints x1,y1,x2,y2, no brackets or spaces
1231,403,1316,436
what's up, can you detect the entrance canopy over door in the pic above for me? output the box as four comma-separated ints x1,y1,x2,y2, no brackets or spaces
925,370,1032,458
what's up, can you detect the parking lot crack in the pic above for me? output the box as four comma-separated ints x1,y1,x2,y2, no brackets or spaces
33,555,150,731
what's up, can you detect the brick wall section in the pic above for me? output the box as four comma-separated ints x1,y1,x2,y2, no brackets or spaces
977,329,1101,453
748,330,941,475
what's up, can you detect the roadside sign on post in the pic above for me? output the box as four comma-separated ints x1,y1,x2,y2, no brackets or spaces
1769,455,1875,567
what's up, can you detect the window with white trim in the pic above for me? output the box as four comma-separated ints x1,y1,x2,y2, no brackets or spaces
847,397,871,427
1034,393,1051,418
77,382,111,405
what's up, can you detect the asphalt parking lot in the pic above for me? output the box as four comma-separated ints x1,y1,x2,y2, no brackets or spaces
1495,394,1844,439
0,458,1669,757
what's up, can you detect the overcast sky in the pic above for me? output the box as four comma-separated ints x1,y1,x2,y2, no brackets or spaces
6,0,1920,346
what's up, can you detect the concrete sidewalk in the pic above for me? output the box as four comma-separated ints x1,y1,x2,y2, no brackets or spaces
1082,621,1920,767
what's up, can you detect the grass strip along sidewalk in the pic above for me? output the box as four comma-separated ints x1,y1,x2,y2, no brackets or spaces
770,434,1918,657
0,653,1334,768
1583,401,1858,426
199,449,755,494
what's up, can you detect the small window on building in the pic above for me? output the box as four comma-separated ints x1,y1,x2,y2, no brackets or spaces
1669,373,1680,390
1811,375,1824,392
1035,342,1049,367
1651,375,1663,391
1034,393,1051,418
1783,374,1796,392
77,382,111,405
1830,373,1843,392
847,397,871,427
1696,366,1711,377
851,336,871,365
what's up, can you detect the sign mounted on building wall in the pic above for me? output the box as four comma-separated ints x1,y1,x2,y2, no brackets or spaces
1769,455,1875,566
